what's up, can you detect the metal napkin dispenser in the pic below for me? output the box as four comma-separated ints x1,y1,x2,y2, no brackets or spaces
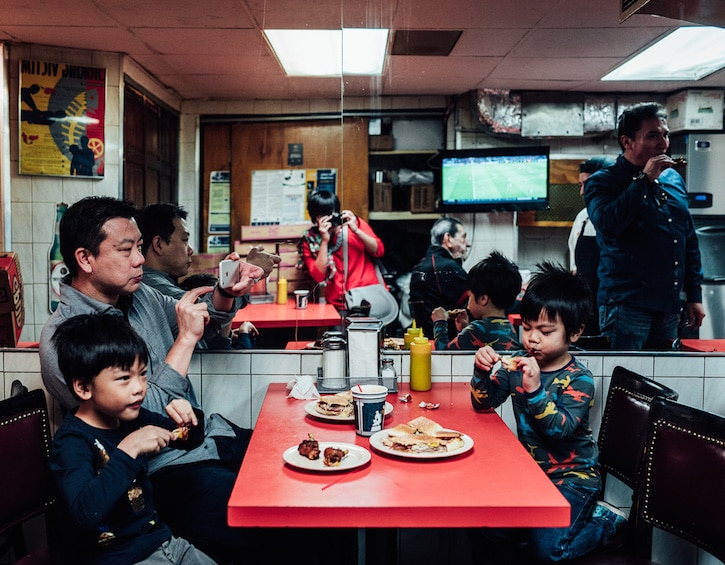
345,317,383,385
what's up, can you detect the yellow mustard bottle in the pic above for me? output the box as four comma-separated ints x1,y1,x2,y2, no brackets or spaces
409,335,431,391
276,277,288,304
404,321,422,350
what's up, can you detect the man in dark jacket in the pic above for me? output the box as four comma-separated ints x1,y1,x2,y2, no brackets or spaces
409,216,470,338
584,102,704,349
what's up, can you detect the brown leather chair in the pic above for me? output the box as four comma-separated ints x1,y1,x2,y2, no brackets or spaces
627,397,725,563
598,366,679,491
570,367,679,564
0,388,58,564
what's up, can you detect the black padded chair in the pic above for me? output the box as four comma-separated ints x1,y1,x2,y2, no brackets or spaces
570,367,679,564
0,389,58,564
597,366,679,491
626,397,725,562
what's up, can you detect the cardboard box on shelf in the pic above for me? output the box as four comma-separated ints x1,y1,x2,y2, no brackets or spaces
369,135,394,151
666,89,724,132
240,224,308,242
188,252,227,277
373,182,393,211
0,252,24,347
410,184,436,213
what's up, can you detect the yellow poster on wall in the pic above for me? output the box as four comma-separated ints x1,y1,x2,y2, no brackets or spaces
19,60,106,177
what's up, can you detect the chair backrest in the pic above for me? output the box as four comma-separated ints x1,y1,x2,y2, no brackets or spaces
0,389,56,562
633,398,725,562
598,366,678,489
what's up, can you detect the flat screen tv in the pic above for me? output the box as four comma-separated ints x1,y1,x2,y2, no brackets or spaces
438,146,550,213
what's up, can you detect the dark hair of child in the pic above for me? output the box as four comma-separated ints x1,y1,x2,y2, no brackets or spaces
519,261,592,338
466,251,522,310
179,273,218,291
52,313,150,399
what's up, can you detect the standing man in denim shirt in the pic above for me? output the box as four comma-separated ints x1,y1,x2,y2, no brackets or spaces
584,103,705,349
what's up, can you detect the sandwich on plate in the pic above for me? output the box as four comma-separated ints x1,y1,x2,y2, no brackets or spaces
382,416,464,453
315,390,354,417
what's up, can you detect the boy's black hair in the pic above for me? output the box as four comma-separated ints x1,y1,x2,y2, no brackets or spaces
59,196,139,279
179,273,218,291
137,202,188,255
52,313,150,400
466,251,522,310
579,156,615,175
306,189,340,220
519,262,591,338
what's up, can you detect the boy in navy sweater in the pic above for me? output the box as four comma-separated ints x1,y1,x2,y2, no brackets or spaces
49,313,214,564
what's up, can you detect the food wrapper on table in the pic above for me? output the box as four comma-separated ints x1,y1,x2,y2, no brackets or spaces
286,375,320,400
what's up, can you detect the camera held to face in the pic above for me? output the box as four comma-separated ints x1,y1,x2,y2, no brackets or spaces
329,213,345,227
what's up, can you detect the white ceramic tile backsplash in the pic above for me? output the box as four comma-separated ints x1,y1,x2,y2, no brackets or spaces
251,351,302,375
200,351,251,375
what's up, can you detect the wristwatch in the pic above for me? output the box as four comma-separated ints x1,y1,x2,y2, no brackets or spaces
634,171,650,184
215,283,236,299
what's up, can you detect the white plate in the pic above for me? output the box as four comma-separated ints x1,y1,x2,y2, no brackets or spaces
283,442,371,472
368,430,474,459
304,400,393,422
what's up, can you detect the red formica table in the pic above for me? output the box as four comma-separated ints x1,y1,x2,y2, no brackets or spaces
680,339,725,352
231,298,342,330
228,382,570,529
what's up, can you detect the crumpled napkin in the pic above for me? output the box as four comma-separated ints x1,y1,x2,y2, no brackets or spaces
286,375,320,400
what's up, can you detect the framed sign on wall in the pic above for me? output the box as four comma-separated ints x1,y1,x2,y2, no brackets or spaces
19,60,106,177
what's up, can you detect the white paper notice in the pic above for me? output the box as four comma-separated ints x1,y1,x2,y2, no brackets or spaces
251,169,307,225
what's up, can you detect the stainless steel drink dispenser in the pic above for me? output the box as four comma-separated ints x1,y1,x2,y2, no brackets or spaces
319,331,347,392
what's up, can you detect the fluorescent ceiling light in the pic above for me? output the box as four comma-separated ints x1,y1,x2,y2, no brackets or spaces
264,28,388,76
602,27,725,81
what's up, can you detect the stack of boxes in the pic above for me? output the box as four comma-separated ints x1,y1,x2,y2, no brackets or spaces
235,224,312,298
666,89,725,132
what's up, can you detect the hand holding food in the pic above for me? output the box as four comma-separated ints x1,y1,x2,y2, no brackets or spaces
474,345,499,372
246,246,281,277
171,426,190,441
431,306,448,322
499,355,519,371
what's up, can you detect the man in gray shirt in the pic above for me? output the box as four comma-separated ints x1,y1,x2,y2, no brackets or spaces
39,196,266,563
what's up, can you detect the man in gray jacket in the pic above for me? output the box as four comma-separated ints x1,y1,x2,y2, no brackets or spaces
39,196,266,563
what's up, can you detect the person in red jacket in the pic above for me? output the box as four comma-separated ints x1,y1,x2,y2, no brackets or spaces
298,189,386,311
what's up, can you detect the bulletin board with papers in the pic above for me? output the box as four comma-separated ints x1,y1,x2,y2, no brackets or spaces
250,168,336,225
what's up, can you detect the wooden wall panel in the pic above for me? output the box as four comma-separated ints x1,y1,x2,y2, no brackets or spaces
229,118,368,242
549,159,581,184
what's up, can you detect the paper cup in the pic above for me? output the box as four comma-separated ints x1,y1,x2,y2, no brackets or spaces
351,384,388,436
294,289,309,309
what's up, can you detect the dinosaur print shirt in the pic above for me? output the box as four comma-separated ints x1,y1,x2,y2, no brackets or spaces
471,354,601,489
433,316,521,351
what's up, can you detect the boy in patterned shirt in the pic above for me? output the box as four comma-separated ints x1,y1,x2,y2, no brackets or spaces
432,251,521,351
470,262,626,562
